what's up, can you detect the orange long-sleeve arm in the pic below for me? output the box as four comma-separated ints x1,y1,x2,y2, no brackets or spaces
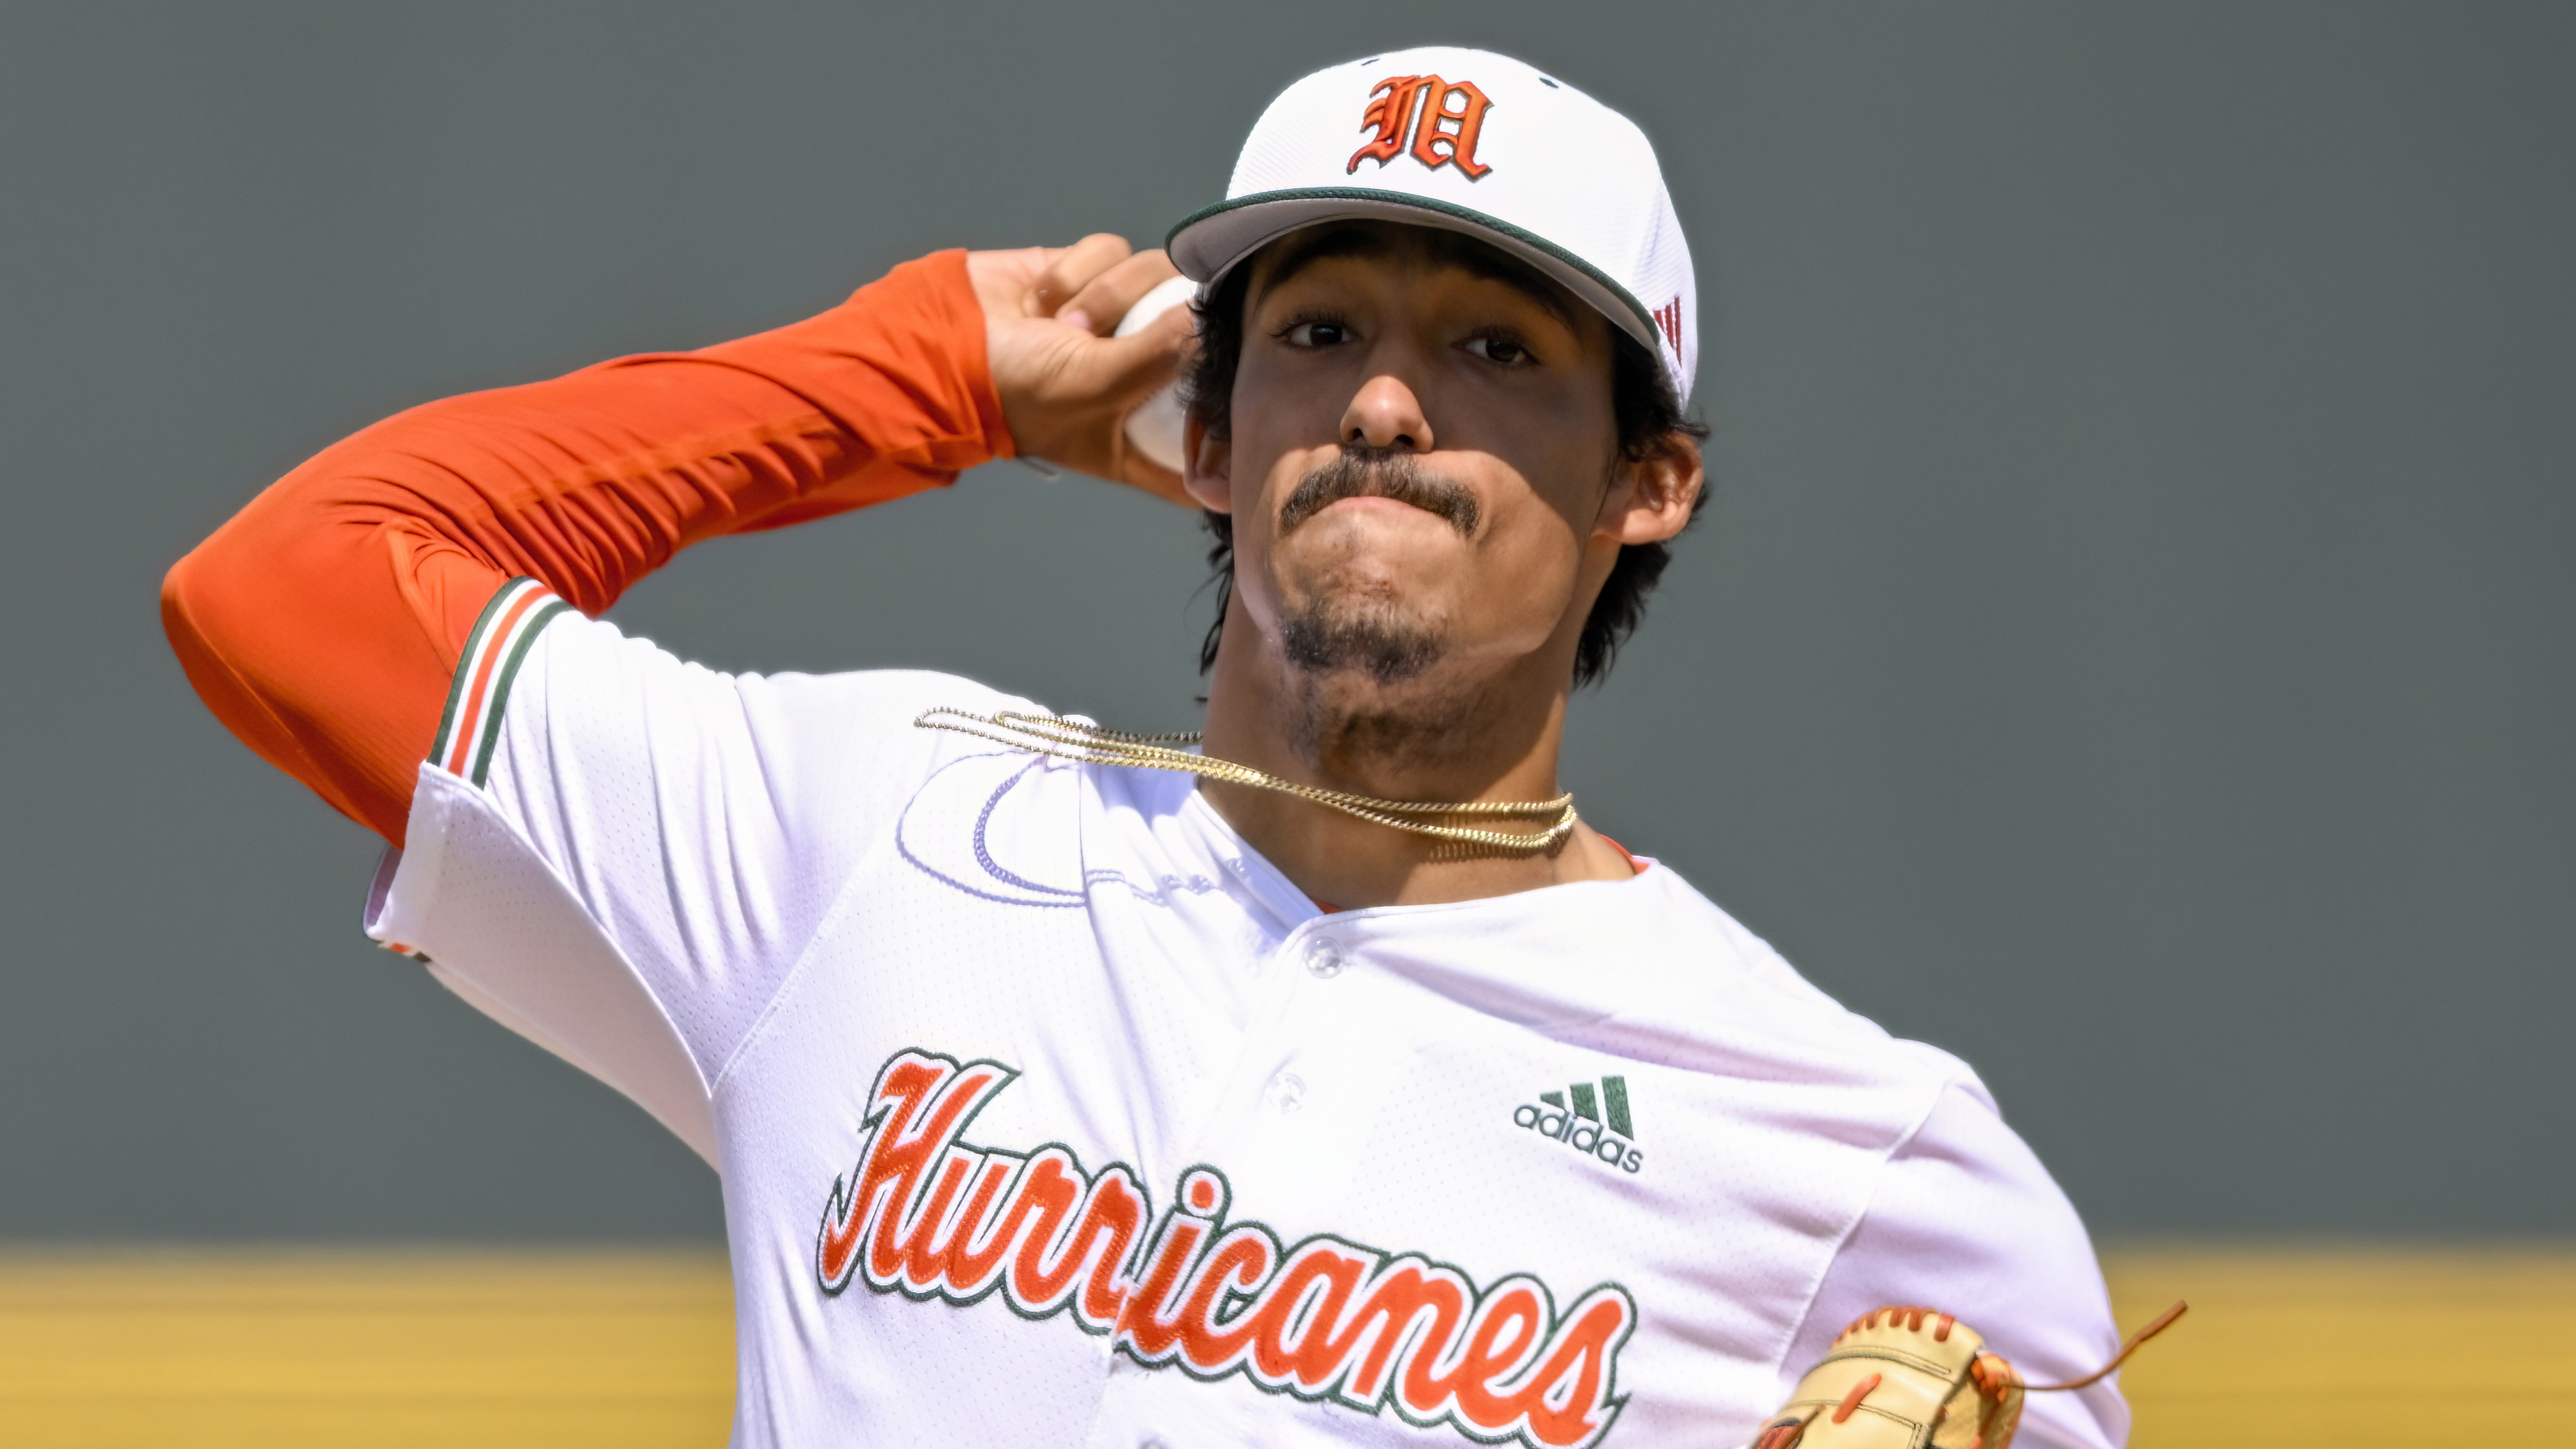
163,250,1013,847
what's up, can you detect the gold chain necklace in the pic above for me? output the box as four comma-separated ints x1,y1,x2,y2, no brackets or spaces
915,707,1579,853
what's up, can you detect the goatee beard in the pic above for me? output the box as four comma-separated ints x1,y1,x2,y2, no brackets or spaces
1280,599,1442,685
1275,445,1475,685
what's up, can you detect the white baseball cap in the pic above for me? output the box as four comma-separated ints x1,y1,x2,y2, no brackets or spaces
1167,46,1698,404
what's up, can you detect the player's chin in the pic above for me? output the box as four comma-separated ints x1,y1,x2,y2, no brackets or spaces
1274,526,1472,607
1275,560,1441,625
1277,589,1457,686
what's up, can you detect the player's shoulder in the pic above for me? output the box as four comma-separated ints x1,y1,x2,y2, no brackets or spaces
734,663,1038,743
504,607,1057,800
529,609,1035,736
740,665,1059,800
1611,863,1981,1101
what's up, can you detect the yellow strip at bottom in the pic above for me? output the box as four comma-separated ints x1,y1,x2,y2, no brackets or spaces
3,1246,2572,1446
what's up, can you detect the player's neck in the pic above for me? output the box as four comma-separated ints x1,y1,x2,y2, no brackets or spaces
1194,615,1635,910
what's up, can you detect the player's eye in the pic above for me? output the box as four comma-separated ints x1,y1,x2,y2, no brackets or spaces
1279,318,1352,349
1464,332,1533,366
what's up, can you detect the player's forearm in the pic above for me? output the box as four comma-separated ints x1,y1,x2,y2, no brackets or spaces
162,249,1013,845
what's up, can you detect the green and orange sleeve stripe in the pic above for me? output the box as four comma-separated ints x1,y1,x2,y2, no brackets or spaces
430,579,571,787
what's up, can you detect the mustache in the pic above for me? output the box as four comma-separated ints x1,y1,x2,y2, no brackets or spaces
1276,446,1481,539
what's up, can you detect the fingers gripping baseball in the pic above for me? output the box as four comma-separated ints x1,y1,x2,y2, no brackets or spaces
970,236,1195,505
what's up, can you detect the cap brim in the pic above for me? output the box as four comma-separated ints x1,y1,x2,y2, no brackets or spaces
1166,188,1660,354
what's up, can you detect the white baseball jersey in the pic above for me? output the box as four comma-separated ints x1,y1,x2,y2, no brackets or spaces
364,579,2129,1448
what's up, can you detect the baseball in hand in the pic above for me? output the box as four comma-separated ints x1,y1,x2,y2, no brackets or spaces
1114,275,1199,473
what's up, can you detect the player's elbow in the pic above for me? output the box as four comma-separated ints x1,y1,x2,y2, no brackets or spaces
158,500,353,745
159,510,424,845
162,524,274,683
162,530,281,734
161,539,229,682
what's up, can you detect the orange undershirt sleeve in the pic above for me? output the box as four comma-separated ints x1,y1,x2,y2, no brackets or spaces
162,249,1014,847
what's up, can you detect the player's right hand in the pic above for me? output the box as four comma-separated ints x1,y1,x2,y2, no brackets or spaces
969,235,1197,507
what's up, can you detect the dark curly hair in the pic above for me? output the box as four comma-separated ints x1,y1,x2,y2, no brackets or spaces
1182,228,1709,688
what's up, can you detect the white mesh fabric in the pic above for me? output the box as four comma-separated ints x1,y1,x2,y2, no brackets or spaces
362,616,2120,1448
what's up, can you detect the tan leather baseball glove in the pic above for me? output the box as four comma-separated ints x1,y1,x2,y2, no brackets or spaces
1747,1301,2185,1449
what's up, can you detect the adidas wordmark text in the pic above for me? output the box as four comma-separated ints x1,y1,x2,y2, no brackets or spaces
1514,1075,1643,1173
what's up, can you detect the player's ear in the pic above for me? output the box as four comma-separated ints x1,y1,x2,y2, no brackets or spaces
1182,412,1231,513
1596,432,1701,545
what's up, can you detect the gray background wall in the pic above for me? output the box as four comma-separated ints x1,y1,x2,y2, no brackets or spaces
2,1,2567,1241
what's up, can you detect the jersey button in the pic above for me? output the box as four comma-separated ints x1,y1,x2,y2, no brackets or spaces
1303,936,1347,978
1267,1071,1307,1112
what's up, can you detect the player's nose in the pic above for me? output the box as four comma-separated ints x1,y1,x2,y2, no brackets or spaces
1340,373,1434,454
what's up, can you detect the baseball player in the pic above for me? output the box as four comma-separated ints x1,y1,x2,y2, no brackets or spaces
165,47,2128,1448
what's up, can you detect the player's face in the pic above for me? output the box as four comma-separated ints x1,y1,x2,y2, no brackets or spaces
1192,224,1630,698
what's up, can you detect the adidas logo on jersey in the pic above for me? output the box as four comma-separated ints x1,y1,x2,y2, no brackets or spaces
1513,1076,1643,1174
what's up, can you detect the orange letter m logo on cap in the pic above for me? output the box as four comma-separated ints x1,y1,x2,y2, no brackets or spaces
1348,75,1494,180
